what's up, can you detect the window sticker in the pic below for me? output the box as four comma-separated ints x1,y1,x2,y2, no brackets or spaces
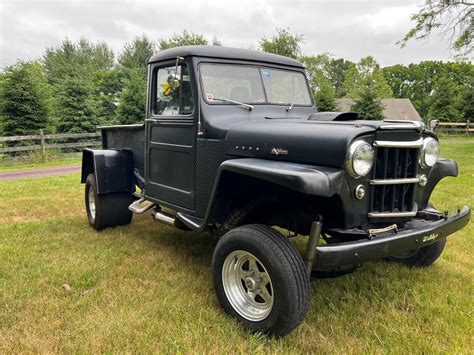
262,69,270,78
206,93,214,101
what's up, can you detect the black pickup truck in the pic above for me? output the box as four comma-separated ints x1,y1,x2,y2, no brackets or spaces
81,46,470,337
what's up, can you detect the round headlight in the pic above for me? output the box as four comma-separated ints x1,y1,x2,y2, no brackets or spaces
421,137,439,167
346,141,374,178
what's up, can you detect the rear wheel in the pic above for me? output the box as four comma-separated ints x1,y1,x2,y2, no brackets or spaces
85,174,133,230
212,224,310,337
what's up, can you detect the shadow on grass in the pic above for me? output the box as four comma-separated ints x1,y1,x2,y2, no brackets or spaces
96,215,472,318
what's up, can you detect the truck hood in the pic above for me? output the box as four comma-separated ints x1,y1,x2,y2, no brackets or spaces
226,119,387,168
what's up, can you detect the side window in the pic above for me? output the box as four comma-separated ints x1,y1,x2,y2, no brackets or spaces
154,64,194,116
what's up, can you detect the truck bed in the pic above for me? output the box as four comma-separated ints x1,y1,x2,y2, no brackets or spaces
100,124,145,176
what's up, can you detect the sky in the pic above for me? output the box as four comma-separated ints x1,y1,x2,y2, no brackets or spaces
0,0,463,68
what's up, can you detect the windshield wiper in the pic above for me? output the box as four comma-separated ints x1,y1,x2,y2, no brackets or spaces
286,92,305,111
212,98,254,111
286,101,295,112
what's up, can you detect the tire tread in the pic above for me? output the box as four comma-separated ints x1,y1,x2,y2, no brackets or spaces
213,224,310,337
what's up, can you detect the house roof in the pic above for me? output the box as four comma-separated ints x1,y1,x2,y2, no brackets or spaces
336,98,422,121
148,45,304,68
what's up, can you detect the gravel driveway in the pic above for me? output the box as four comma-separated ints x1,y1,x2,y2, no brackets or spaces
0,165,81,182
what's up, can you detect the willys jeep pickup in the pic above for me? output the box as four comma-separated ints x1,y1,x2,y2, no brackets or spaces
81,46,471,337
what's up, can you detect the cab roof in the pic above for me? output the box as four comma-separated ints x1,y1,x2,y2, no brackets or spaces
148,45,304,68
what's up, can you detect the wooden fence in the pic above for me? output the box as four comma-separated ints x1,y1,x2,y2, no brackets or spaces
430,120,473,136
0,129,101,155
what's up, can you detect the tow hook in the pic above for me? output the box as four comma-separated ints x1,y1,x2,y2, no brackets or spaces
367,224,398,239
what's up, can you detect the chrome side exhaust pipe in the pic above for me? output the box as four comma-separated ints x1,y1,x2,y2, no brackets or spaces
151,208,175,226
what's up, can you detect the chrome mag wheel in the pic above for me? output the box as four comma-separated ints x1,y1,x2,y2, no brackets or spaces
88,187,96,220
222,250,274,321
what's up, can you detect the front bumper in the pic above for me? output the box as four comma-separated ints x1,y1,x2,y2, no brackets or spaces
315,206,471,268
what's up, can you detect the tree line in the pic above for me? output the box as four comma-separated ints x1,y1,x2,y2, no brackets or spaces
0,29,473,137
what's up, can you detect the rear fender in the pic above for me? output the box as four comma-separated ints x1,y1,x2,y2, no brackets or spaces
81,149,135,194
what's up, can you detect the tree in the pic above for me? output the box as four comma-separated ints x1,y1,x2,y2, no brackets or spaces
89,68,122,126
399,0,473,58
325,58,355,98
158,30,210,50
351,79,385,120
0,62,49,136
300,55,338,111
116,69,146,124
115,36,155,125
260,28,304,59
302,54,355,97
457,86,474,120
315,80,337,111
343,56,392,99
383,61,444,118
43,38,114,85
428,76,462,121
118,36,155,78
55,77,95,133
381,64,411,98
382,61,473,120
43,39,114,132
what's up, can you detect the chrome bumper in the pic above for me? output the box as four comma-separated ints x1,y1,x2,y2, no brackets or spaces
315,206,471,268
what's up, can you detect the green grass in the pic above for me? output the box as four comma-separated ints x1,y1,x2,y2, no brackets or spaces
0,143,473,353
0,153,81,172
438,134,474,141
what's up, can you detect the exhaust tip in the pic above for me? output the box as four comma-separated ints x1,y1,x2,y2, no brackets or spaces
151,209,175,226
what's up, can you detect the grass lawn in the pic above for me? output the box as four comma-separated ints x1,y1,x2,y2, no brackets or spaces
0,142,473,353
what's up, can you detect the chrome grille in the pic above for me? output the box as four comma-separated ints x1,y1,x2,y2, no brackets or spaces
368,142,420,218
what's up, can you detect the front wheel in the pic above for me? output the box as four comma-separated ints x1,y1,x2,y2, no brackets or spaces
385,238,447,267
212,224,310,337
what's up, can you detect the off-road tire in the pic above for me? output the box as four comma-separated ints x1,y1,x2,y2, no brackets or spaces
385,238,446,267
212,224,310,337
85,174,133,230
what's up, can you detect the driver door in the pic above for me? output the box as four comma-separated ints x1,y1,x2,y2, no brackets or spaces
144,61,196,212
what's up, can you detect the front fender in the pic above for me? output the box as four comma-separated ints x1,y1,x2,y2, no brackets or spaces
419,157,458,208
176,158,345,231
218,158,344,197
81,149,135,194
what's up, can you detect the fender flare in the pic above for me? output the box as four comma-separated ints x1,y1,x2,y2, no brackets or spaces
177,158,344,231
81,149,135,194
419,157,458,207
215,158,344,197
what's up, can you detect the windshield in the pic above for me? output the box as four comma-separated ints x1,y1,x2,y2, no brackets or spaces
200,64,312,106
